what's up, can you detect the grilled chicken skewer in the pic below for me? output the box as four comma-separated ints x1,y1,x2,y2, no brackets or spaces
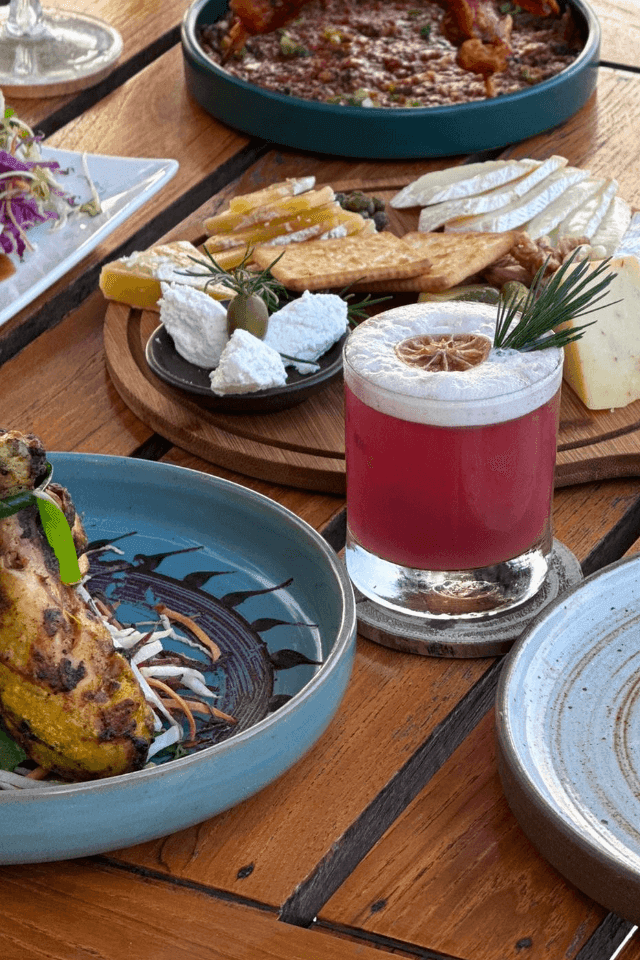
0,429,154,781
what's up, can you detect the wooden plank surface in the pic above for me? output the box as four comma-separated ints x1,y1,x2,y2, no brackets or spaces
505,67,640,201
318,710,606,960
0,290,150,455
3,18,640,960
591,0,640,68
0,859,402,960
4,0,187,128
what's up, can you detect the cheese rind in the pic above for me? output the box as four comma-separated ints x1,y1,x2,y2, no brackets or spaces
561,256,640,409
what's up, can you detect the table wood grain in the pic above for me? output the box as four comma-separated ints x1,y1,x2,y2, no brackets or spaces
2,7,640,959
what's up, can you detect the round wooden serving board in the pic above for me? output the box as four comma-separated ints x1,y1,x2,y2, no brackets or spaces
105,301,640,493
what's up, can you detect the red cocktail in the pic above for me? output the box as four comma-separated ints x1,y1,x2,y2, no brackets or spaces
343,302,563,618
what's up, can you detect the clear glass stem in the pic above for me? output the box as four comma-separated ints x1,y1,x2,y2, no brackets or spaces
4,0,48,40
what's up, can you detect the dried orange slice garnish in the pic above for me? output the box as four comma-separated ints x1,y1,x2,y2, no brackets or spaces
394,333,491,372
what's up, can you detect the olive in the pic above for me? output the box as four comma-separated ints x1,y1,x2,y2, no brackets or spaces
501,280,529,307
226,293,270,339
372,210,389,231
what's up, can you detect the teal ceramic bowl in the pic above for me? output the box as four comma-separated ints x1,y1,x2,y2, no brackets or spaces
181,0,600,159
0,454,356,864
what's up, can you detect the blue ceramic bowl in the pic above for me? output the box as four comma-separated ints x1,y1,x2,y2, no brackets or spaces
181,0,601,159
0,454,356,864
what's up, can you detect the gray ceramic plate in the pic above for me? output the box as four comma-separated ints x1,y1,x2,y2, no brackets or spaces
181,0,601,159
145,322,346,413
496,553,640,922
0,453,356,864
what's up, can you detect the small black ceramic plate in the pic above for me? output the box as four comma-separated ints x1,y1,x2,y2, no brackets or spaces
181,0,600,159
145,323,346,414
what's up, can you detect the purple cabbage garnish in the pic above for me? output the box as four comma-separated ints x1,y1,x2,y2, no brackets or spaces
0,148,64,257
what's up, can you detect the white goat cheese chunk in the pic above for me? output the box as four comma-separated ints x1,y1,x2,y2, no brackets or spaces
264,290,348,373
209,329,287,395
159,282,229,368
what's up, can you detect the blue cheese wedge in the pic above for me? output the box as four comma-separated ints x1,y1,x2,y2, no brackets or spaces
159,282,229,368
264,290,348,372
209,329,287,395
562,256,640,409
390,159,540,208
417,156,568,232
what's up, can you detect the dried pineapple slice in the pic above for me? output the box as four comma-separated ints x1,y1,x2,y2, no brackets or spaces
203,186,336,234
204,203,342,253
334,208,371,235
227,176,316,213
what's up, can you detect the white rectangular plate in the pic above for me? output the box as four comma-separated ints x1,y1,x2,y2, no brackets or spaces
0,147,179,329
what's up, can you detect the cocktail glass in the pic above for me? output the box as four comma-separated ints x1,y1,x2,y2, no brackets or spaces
0,0,122,98
344,301,564,619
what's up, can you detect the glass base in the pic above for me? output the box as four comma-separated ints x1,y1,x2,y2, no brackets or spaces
0,8,122,97
346,528,551,620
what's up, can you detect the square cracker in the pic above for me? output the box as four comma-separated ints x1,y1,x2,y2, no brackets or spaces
349,230,522,293
251,231,432,291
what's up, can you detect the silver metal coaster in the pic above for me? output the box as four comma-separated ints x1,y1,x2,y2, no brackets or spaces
354,540,582,658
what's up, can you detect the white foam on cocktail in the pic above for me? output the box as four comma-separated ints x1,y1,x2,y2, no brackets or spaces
343,302,563,427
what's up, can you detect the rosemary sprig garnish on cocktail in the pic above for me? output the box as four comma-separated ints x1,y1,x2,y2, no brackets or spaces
493,250,619,352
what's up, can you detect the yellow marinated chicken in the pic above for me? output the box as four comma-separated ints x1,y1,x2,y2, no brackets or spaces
0,429,155,781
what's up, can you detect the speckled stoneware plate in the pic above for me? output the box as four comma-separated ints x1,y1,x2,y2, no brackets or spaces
145,323,346,413
496,553,640,922
181,0,600,159
0,453,356,865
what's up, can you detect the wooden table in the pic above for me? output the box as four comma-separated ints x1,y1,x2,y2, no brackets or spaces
2,2,640,958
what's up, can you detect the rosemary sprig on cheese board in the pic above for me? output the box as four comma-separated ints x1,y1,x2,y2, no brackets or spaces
494,250,619,352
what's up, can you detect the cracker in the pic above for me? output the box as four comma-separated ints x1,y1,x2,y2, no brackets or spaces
252,231,432,291
349,230,521,292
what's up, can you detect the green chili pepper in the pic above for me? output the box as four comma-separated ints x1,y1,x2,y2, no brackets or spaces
35,497,82,585
0,462,82,585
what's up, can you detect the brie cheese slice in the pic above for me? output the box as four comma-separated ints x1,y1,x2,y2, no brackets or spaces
417,156,568,232
607,204,638,257
524,178,605,240
557,179,618,240
445,167,589,234
391,159,540,208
